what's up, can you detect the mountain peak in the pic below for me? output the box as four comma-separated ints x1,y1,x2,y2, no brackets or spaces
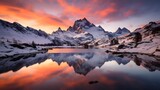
52,27,64,34
75,17,91,24
82,17,88,22
67,18,95,32
57,27,62,31
116,27,130,33
122,27,128,30
98,25,105,30
114,27,130,37
117,27,122,30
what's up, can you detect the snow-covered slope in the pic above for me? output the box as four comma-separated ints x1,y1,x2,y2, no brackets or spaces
118,21,160,43
50,30,79,46
0,19,52,44
0,19,54,57
107,21,160,56
50,26,94,46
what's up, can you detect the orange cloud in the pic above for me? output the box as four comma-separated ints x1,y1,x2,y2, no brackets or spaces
97,7,116,18
0,5,71,33
0,0,119,33
58,0,90,16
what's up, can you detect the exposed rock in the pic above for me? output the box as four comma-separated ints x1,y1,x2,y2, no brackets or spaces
110,38,119,45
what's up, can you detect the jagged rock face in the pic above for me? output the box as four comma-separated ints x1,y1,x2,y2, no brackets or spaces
67,18,95,32
133,32,142,43
67,26,72,31
66,18,110,39
110,38,119,45
143,22,160,37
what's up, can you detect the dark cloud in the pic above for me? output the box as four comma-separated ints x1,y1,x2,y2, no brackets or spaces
55,0,160,23
103,0,160,21
0,0,29,8
50,17,63,23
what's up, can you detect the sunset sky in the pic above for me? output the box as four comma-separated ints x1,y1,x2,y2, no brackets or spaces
0,0,160,34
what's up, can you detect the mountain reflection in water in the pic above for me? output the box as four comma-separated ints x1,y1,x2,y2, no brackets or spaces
0,48,160,90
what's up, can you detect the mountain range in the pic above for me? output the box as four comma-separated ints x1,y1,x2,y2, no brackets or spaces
0,18,160,47
0,19,52,44
0,18,131,46
52,18,131,39
50,18,130,46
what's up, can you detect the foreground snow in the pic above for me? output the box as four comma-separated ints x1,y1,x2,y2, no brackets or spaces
104,21,160,56
0,39,48,57
117,36,160,56
104,38,160,56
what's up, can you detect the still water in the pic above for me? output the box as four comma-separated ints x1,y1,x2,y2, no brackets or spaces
0,48,160,90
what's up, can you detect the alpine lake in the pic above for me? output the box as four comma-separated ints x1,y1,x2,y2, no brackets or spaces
0,48,160,90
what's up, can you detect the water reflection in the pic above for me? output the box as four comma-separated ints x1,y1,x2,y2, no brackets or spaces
0,51,160,75
0,48,160,90
0,53,49,74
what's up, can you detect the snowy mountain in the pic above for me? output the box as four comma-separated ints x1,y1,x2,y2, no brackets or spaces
0,19,55,57
118,21,160,44
113,27,130,37
50,18,118,46
66,18,110,39
67,18,95,32
134,21,160,37
66,17,130,38
50,27,93,46
109,21,160,56
0,19,52,44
